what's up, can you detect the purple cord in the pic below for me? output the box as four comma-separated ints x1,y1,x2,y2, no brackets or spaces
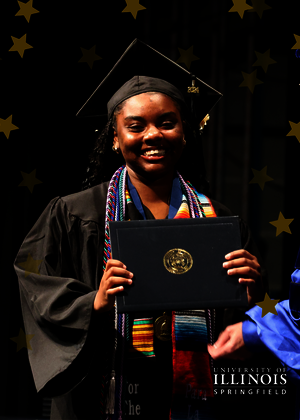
121,167,127,221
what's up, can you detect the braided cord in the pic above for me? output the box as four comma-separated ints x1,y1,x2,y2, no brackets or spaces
117,314,126,420
177,173,195,218
178,173,206,218
207,309,214,372
101,166,125,420
118,167,127,222
103,166,125,271
116,168,130,420
104,166,129,420
185,179,206,217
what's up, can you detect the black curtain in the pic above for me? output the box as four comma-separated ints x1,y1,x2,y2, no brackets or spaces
2,0,299,417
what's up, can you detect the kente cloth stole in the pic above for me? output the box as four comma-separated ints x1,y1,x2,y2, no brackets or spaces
128,318,155,357
103,166,217,419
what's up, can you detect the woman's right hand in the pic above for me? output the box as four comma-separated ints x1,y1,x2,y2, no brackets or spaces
93,259,133,312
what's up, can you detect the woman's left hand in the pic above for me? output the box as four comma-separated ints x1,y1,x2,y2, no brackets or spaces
223,249,263,307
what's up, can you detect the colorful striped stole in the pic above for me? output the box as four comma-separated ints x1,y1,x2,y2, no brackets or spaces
173,195,190,219
129,318,155,358
194,192,217,218
173,192,216,219
170,193,216,419
171,311,215,419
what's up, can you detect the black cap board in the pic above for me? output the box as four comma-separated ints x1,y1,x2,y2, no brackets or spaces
107,75,188,121
76,39,222,126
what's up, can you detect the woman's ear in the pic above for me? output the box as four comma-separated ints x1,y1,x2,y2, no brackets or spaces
182,120,186,146
113,130,119,150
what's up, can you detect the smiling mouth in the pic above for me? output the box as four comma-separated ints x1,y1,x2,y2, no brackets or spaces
143,149,166,156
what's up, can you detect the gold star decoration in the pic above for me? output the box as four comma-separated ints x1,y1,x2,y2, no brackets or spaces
248,0,271,18
176,46,199,70
15,0,39,23
9,34,33,58
18,253,43,277
239,70,263,93
269,212,294,236
18,169,42,193
253,49,276,73
228,0,252,19
0,115,19,139
291,34,300,49
249,166,273,190
10,328,34,351
256,293,279,317
78,46,101,69
122,0,146,19
287,121,300,143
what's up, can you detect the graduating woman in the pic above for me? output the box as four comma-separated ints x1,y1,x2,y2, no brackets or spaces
14,40,266,419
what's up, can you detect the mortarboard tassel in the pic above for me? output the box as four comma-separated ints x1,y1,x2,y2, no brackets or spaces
106,298,118,415
105,370,116,415
200,114,210,131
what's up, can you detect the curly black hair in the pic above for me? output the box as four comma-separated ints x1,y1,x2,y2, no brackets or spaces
81,95,210,195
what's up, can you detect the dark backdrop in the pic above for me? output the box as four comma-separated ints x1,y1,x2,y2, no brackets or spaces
1,0,299,418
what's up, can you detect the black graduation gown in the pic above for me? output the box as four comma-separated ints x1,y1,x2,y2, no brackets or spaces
14,182,267,420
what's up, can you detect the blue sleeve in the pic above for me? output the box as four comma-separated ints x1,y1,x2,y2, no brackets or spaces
242,319,266,352
290,269,300,322
243,273,300,383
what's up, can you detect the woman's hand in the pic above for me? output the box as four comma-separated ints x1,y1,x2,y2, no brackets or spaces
223,249,263,307
207,322,252,360
94,259,133,312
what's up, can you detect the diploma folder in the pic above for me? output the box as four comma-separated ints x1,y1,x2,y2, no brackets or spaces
109,216,247,312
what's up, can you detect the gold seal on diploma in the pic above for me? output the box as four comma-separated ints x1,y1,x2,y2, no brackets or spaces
154,312,172,341
163,248,193,274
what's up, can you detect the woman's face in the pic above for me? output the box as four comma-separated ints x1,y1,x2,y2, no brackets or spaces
113,92,185,181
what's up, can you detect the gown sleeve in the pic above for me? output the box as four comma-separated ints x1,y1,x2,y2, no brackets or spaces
14,194,112,396
242,269,300,382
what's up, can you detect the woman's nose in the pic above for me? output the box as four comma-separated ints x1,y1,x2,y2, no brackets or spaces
143,125,162,141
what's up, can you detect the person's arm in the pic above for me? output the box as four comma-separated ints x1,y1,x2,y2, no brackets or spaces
208,269,300,381
290,269,300,323
207,320,265,360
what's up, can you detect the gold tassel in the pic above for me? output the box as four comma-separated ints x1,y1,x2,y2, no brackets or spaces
200,114,210,130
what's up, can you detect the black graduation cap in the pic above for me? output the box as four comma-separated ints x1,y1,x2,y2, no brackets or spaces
76,39,222,128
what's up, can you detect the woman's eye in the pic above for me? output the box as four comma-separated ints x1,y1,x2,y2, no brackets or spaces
161,122,175,128
128,125,143,131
